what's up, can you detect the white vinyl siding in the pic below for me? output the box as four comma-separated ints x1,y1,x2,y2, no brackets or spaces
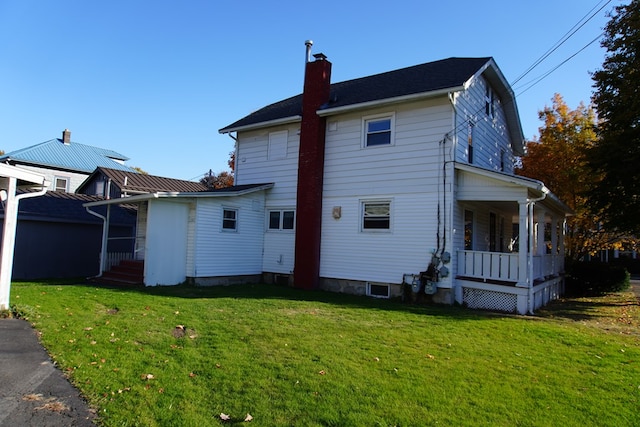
455,76,514,173
193,195,264,277
234,124,299,204
320,99,454,285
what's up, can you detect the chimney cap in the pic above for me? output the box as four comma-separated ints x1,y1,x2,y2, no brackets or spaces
313,53,327,61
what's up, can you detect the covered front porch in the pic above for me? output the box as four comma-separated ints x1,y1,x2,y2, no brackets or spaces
453,163,571,314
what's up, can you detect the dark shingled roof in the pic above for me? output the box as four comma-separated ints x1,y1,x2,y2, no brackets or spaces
220,57,492,132
78,167,209,194
0,191,136,225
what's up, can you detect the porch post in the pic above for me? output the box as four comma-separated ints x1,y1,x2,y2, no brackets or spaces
560,218,567,272
551,216,558,273
517,201,528,287
516,201,529,314
536,208,546,256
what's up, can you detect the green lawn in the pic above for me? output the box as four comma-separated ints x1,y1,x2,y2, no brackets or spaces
9,281,640,426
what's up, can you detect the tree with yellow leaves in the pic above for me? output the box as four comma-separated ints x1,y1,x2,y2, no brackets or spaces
517,94,635,260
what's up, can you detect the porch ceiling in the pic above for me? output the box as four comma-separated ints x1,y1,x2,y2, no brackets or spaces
455,163,572,216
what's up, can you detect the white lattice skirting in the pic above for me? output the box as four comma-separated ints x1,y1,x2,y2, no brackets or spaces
463,287,518,313
461,277,564,314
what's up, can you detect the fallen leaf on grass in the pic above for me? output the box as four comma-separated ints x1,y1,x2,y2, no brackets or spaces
189,372,196,378
141,374,154,380
245,413,253,422
220,413,231,421
318,370,326,375
425,354,435,359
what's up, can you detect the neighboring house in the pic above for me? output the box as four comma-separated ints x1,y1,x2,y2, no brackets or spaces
0,129,136,193
85,51,571,314
0,191,136,280
77,167,208,199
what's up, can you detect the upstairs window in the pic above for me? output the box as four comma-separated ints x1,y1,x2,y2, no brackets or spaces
363,114,394,147
362,201,391,231
54,177,69,192
268,209,295,230
485,85,495,118
222,208,238,231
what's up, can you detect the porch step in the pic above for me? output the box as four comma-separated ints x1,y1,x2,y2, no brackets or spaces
93,259,144,286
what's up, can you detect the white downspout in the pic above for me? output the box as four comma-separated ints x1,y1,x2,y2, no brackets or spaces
86,204,111,278
0,182,48,310
527,190,548,314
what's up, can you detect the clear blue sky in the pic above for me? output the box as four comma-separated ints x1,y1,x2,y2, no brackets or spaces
0,0,620,181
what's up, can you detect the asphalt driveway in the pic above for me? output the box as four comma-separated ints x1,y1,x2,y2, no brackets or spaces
0,319,96,426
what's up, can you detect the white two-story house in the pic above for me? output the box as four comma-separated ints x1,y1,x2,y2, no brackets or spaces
85,47,570,314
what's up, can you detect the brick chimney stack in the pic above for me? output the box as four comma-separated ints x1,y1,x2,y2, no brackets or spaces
62,129,71,144
293,41,332,290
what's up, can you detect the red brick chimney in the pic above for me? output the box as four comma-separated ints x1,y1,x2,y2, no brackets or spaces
293,41,332,290
62,129,71,144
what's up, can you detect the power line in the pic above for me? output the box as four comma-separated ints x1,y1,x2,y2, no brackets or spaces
511,0,613,86
515,33,603,96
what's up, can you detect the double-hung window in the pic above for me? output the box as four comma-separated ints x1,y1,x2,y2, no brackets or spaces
268,209,295,230
222,208,238,231
363,114,394,147
362,201,391,231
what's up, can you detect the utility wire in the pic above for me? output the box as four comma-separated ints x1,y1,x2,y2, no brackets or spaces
511,0,613,86
515,33,603,96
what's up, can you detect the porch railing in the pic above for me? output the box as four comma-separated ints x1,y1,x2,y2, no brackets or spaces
457,250,519,282
457,250,564,284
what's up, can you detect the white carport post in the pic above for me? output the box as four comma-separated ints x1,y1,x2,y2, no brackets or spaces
0,166,48,310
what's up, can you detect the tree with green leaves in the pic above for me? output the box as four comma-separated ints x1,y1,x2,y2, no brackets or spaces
589,0,640,234
517,94,631,260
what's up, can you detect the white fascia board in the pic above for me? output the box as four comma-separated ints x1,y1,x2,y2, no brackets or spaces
317,86,464,117
0,163,47,186
219,116,301,134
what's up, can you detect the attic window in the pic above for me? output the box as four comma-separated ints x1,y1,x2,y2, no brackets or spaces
54,177,69,192
363,114,394,147
485,85,495,118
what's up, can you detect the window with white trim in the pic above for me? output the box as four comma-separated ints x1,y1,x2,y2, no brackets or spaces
268,209,295,230
367,282,390,299
54,177,69,192
363,114,394,147
362,201,391,231
268,130,288,160
222,208,238,231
